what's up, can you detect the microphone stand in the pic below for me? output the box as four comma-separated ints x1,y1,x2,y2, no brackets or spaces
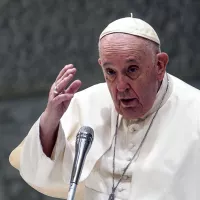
67,183,77,200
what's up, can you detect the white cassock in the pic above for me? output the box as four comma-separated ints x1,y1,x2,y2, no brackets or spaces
9,73,200,200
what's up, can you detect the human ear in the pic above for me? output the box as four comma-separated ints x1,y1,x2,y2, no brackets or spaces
156,53,169,81
98,58,102,66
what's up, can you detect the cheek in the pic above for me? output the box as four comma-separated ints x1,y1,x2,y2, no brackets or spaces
141,80,158,106
103,72,116,98
106,81,118,101
131,72,157,103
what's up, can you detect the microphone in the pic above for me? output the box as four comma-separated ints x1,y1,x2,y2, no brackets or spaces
67,126,94,200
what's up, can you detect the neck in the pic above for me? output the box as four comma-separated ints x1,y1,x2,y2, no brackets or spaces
157,80,162,92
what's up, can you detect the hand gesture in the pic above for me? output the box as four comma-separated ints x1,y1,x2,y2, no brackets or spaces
41,64,82,134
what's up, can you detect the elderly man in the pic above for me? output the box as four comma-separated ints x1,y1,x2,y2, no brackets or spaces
9,17,200,200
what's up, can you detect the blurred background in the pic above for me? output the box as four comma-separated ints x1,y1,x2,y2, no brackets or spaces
1,0,200,199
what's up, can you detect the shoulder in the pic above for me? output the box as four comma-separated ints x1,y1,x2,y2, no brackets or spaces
169,74,200,128
65,82,113,117
74,82,112,105
169,74,200,103
75,82,110,97
165,74,200,134
61,83,113,132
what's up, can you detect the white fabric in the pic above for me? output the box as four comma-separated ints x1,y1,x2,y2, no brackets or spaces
20,73,200,200
99,17,160,45
85,74,169,200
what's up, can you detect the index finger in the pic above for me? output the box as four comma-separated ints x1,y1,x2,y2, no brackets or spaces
56,64,74,81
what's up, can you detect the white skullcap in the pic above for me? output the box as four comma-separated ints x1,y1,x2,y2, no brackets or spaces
99,17,160,45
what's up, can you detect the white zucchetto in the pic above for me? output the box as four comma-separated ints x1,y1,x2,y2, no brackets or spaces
99,17,160,45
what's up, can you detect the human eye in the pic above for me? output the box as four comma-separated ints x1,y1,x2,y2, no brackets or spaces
105,68,116,76
126,65,140,80
104,68,116,81
127,65,138,73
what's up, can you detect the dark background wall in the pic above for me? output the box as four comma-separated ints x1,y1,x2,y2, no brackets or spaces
1,0,200,199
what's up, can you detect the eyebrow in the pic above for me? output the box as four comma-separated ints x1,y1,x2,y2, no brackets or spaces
125,58,139,64
102,59,139,68
102,62,112,68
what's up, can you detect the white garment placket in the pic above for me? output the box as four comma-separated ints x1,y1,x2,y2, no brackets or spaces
113,119,147,198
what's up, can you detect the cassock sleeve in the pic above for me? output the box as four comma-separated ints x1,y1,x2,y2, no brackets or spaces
9,95,85,199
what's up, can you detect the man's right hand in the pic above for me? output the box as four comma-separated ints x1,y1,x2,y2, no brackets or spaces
39,64,82,157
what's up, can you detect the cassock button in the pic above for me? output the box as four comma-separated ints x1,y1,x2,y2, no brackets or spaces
123,175,130,180
118,188,125,192
128,124,140,133
126,156,132,161
128,125,135,133
128,143,135,150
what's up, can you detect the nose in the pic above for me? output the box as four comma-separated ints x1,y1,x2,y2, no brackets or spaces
116,75,130,92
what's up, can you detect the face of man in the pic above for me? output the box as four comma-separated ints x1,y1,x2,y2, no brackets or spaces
98,33,168,120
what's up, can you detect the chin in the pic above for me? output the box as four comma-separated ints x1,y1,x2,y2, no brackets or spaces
122,111,142,120
116,106,143,120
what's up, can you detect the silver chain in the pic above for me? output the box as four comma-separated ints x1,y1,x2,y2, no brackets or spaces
109,75,169,199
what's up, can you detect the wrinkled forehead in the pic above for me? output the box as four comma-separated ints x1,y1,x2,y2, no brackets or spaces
98,33,158,66
99,33,150,52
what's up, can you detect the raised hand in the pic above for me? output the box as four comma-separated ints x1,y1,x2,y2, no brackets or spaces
39,64,82,156
46,64,81,122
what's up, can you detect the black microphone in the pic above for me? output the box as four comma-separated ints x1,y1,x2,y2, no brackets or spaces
67,126,94,200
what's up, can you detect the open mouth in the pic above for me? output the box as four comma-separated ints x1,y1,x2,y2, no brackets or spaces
120,98,137,107
121,99,135,104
